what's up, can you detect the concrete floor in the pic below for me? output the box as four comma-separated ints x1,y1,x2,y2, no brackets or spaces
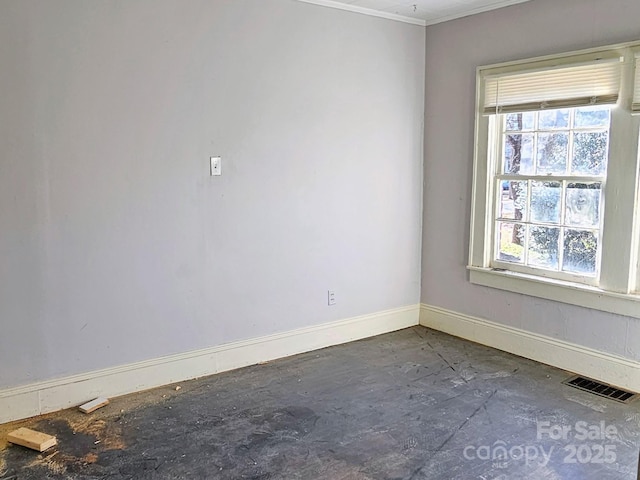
1,326,639,479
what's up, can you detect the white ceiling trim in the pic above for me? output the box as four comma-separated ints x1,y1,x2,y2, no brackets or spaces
422,0,531,26
294,0,428,27
294,0,532,27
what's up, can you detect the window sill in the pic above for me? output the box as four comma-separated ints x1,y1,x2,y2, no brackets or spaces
468,266,640,319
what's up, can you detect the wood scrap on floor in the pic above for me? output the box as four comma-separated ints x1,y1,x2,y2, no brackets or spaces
79,397,109,414
7,427,57,452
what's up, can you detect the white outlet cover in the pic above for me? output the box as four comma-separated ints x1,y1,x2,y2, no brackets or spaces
210,156,221,176
328,290,336,306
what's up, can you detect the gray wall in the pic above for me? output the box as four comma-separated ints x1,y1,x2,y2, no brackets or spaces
0,0,425,389
422,0,640,361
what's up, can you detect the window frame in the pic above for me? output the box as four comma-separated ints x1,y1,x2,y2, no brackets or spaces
468,41,640,319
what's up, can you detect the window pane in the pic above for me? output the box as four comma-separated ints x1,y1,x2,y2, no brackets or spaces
530,181,561,224
563,229,598,275
539,109,570,129
574,106,610,128
499,181,528,220
504,134,534,174
497,222,524,263
566,183,601,227
528,226,560,270
506,112,535,131
537,133,568,174
572,131,608,176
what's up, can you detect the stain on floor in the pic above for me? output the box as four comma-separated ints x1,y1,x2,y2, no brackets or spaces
1,327,639,479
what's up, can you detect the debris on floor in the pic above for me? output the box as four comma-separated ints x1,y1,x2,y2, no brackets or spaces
79,397,109,414
1,328,639,479
7,428,57,452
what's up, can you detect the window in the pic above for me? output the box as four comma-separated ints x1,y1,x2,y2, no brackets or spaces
496,106,610,284
468,42,640,318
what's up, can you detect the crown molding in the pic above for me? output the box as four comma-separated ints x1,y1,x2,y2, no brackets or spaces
294,0,427,27
423,0,531,26
295,0,533,27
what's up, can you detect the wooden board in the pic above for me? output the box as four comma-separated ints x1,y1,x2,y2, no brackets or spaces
7,427,57,452
79,397,109,414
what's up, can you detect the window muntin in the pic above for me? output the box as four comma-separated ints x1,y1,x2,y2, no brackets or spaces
491,106,611,284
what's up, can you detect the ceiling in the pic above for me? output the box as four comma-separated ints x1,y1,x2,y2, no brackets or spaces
297,0,532,26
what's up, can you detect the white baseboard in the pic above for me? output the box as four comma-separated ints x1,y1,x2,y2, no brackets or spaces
420,303,640,393
0,305,420,425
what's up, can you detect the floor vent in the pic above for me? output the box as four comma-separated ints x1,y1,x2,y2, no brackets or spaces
563,376,637,404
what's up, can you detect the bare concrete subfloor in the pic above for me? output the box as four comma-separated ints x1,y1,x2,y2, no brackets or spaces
1,326,639,479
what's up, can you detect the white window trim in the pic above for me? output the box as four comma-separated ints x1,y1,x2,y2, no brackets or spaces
469,41,640,319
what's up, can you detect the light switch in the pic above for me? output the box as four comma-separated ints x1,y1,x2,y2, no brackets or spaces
210,156,221,176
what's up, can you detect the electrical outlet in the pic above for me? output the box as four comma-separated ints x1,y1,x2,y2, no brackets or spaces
328,290,336,306
210,156,221,176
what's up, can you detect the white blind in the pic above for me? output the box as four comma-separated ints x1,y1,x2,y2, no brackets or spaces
633,54,640,113
483,58,622,115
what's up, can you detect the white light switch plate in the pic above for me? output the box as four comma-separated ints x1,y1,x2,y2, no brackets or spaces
210,156,221,176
